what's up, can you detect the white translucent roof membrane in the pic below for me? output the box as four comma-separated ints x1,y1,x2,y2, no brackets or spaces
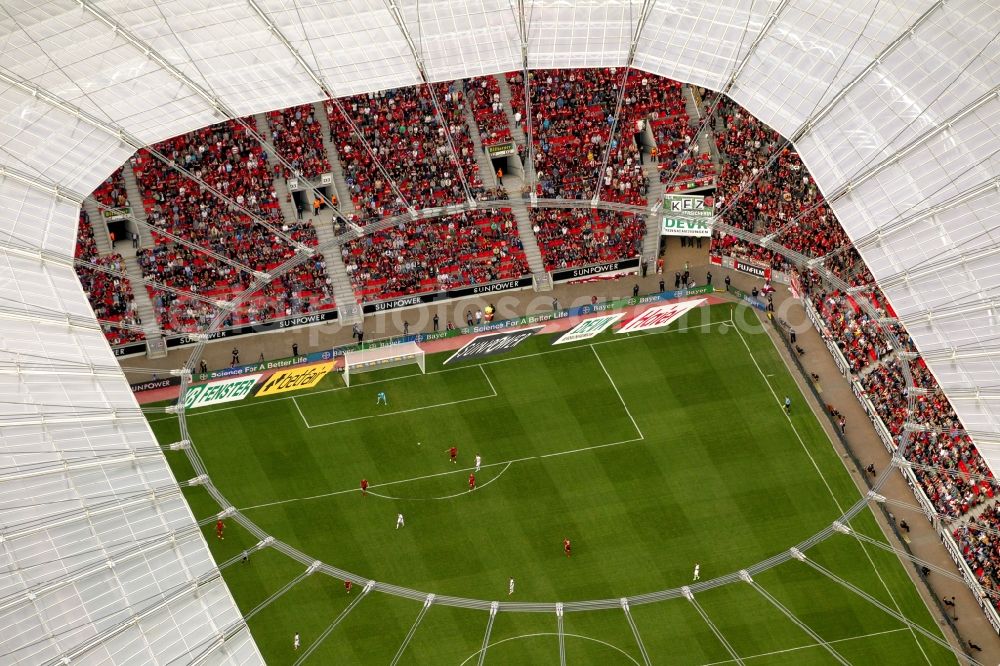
634,0,767,92
0,0,999,660
0,196,260,664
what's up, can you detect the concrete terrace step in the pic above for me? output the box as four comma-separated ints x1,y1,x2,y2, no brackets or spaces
685,84,724,174
121,253,162,341
121,161,155,249
312,100,357,217
642,162,665,262
325,246,363,324
508,198,551,291
495,73,535,188
254,112,304,228
458,82,498,191
81,197,113,257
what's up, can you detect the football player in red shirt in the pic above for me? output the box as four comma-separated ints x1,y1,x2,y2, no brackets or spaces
360,478,369,497
563,538,571,557
216,519,225,540
469,473,476,490
345,580,353,595
448,446,458,464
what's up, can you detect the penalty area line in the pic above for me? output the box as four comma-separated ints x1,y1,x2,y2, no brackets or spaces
367,462,514,501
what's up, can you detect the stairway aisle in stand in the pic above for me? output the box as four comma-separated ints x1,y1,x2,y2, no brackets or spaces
121,161,156,249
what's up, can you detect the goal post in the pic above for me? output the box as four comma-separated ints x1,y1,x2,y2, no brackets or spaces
342,342,425,386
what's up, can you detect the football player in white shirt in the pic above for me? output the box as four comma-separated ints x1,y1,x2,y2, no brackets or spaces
693,564,700,581
508,577,515,595
396,513,405,529
293,633,300,650
475,455,482,472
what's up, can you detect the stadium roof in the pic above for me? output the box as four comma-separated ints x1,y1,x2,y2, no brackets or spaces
0,0,997,662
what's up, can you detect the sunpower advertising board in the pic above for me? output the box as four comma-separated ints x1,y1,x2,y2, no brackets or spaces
184,374,263,409
617,299,705,334
444,326,544,365
552,314,624,345
255,362,336,396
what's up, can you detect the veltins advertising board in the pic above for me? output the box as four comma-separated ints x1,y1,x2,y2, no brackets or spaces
552,314,624,345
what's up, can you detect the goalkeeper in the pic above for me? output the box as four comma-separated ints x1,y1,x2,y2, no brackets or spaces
376,391,388,406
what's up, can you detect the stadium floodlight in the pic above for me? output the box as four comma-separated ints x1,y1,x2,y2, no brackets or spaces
342,342,425,387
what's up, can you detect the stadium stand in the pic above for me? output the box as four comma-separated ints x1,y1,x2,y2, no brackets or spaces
325,82,485,223
342,208,529,303
266,104,331,180
507,68,646,203
709,96,846,271
466,76,513,148
132,117,334,334
796,270,996,519
74,210,144,344
530,208,646,271
955,508,1000,607
91,166,129,209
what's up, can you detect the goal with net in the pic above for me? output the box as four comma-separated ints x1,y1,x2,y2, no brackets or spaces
342,342,425,386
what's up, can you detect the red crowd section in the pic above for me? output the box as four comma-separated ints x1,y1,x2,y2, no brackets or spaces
325,82,491,224
74,210,144,345
342,208,529,303
132,117,333,334
266,104,331,180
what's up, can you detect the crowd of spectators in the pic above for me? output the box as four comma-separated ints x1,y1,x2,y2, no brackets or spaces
709,97,847,270
795,267,996,521
133,117,333,334
266,104,331,180
91,167,129,209
342,208,528,302
74,211,144,345
466,76,513,148
530,209,645,270
807,281,891,374
326,82,485,223
506,69,647,204
954,507,1000,608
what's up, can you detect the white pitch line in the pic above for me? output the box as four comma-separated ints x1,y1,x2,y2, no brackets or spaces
458,632,642,666
367,462,513,501
538,437,645,459
302,391,499,428
238,437,646,512
697,626,909,665
291,396,309,429
146,320,720,424
590,345,644,441
734,320,931,665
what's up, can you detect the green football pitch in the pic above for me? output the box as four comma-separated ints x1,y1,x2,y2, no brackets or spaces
152,304,954,664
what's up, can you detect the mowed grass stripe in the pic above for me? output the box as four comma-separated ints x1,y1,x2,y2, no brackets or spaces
153,304,952,664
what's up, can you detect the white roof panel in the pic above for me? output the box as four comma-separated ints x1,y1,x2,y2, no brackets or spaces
1,0,999,660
